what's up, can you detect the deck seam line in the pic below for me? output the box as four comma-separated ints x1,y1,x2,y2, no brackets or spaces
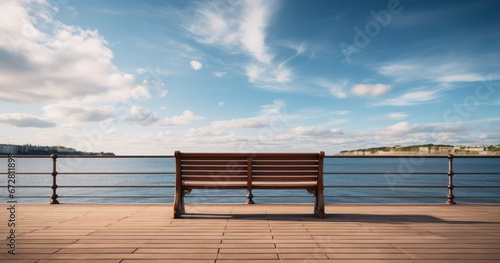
267,212,282,263
214,218,227,263
391,243,423,262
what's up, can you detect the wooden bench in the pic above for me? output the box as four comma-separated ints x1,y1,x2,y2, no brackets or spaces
173,151,326,218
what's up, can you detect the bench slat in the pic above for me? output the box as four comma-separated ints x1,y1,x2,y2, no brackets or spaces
181,160,248,165
252,181,317,189
252,160,319,166
182,176,247,181
183,181,247,188
181,165,247,171
181,171,247,176
252,153,321,160
252,176,318,181
253,171,319,176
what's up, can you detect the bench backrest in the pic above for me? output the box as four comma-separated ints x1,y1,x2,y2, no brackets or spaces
175,151,325,188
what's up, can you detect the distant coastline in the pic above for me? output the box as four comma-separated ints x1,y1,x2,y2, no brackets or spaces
0,144,115,156
337,144,500,156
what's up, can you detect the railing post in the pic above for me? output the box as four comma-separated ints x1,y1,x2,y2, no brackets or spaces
50,153,60,204
446,154,456,205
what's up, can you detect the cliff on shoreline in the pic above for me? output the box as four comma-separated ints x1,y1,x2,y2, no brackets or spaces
337,144,500,156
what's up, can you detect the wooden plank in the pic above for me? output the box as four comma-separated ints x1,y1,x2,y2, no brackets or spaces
182,175,247,181
252,171,319,176
181,171,247,176
181,160,248,165
252,160,319,165
1,204,500,261
181,166,247,171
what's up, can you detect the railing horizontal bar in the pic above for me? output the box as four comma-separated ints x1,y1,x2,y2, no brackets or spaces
0,186,50,188
5,155,173,158
455,186,500,188
0,196,47,198
0,172,49,175
327,196,445,198
0,172,175,175
186,196,313,198
453,196,500,199
324,172,444,175
325,186,444,188
455,173,500,175
58,186,173,188
59,196,174,198
326,155,447,158
326,155,500,158
5,155,500,159
58,172,174,175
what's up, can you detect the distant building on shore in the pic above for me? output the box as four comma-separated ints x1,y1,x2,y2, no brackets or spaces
0,144,113,155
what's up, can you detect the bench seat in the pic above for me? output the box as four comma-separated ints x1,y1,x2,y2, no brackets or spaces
173,151,326,218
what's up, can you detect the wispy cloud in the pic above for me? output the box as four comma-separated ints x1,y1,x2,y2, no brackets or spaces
314,79,348,98
373,112,408,122
372,89,442,106
213,71,226,77
351,84,392,97
291,126,344,137
378,58,500,84
187,0,299,90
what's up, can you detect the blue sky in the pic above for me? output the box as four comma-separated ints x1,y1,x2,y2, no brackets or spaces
0,0,499,154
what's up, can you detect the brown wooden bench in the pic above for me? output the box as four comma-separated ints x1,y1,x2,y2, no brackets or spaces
173,151,326,218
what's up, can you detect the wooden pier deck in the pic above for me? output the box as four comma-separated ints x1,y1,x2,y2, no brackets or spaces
1,204,500,262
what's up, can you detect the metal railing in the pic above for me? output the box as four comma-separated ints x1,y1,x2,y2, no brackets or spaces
1,153,499,204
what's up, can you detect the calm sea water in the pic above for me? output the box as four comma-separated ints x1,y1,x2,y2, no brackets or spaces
2,156,499,204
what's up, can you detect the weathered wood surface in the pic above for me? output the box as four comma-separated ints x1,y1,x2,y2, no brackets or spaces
1,204,500,262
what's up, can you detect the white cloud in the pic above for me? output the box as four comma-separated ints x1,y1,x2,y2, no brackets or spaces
212,117,269,129
292,126,344,137
377,112,408,121
125,105,158,126
351,84,392,97
213,71,226,77
157,110,204,126
194,100,288,131
239,0,273,64
190,60,202,71
187,126,227,136
378,59,500,84
188,0,297,90
0,113,55,128
218,101,224,106
382,121,472,136
436,74,485,83
0,1,145,103
372,89,442,106
136,68,146,74
43,103,115,122
384,122,413,135
315,79,348,98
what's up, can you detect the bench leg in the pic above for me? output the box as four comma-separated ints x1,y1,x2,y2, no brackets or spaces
173,190,186,218
172,193,182,218
314,191,326,219
245,190,255,204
